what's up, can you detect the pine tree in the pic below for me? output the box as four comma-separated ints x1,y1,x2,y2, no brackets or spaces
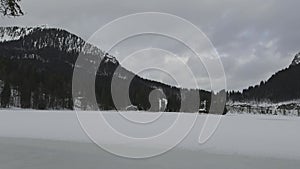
0,0,23,16
1,82,11,108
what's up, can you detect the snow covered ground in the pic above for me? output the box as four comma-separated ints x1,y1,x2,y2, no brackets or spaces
0,110,300,169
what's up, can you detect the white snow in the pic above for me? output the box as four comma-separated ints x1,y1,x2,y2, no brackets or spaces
227,100,300,116
227,99,300,107
291,52,300,66
0,27,35,42
0,110,300,169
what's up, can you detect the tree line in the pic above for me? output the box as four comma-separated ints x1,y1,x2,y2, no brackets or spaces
228,63,300,102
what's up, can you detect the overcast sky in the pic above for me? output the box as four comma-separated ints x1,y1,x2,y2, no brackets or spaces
1,0,299,91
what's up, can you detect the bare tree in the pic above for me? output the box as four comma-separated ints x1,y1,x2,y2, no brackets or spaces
0,0,23,16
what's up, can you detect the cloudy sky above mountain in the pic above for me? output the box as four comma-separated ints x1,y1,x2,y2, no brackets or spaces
1,0,299,90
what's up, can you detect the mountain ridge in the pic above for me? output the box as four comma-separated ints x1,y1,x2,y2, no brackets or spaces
0,26,224,113
229,52,300,102
291,52,300,66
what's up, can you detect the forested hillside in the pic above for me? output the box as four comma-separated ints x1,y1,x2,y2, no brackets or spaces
229,52,300,102
0,26,225,113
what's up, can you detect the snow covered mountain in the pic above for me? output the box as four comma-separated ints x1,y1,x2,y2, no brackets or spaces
0,26,36,42
291,52,300,66
0,26,103,55
0,26,215,112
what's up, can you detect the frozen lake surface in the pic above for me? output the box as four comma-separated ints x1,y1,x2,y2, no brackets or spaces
0,110,300,169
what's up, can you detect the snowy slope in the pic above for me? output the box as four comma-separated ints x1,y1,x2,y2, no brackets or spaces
0,26,104,56
0,110,300,169
0,26,38,42
291,52,300,66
